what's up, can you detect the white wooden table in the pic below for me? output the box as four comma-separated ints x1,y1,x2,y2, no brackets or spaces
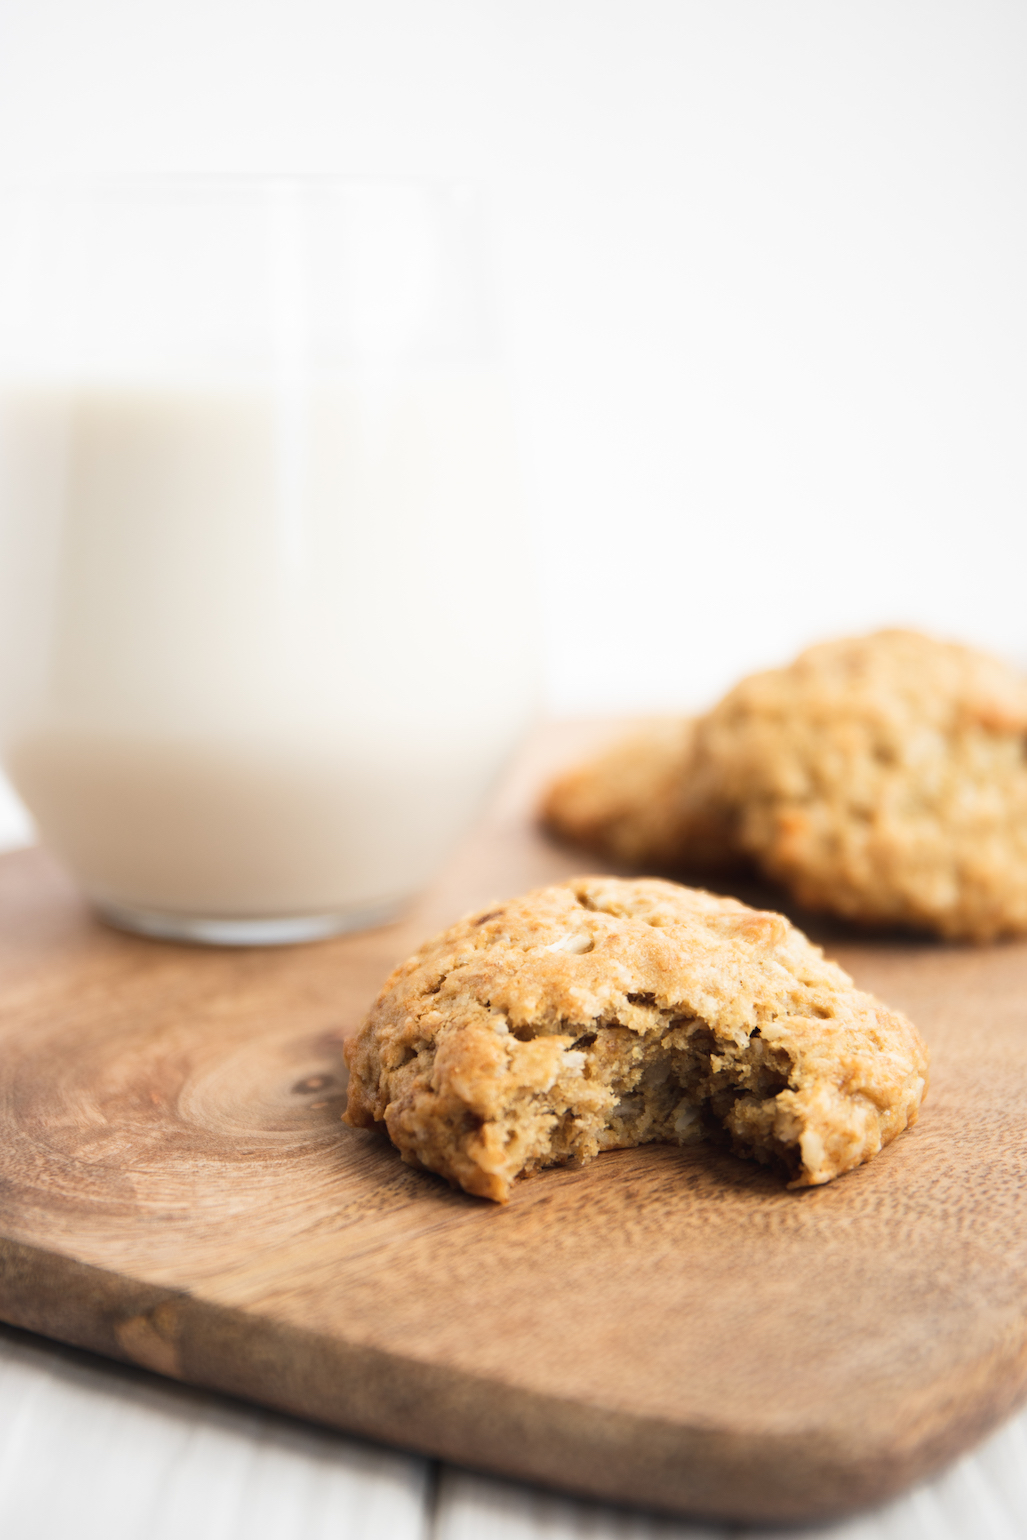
1,788,1026,1538
3,1319,1027,1540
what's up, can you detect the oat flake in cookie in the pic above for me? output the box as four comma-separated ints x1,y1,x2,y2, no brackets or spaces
344,876,929,1203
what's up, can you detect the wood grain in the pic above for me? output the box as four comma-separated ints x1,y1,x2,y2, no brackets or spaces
2,721,1027,1523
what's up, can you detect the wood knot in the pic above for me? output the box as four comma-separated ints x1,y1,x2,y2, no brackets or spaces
292,1074,336,1095
115,1300,182,1378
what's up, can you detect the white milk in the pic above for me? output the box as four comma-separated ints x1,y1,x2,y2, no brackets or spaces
0,377,538,927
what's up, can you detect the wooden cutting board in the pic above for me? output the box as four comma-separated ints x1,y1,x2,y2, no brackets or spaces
2,721,1027,1525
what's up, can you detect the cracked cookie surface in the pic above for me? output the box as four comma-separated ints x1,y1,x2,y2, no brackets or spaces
344,876,928,1202
689,630,1027,941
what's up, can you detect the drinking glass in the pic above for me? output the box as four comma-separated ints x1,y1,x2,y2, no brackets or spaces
0,177,539,943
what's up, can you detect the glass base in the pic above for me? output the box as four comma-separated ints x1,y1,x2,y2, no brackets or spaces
95,896,406,947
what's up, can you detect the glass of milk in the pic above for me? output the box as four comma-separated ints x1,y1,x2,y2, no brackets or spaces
0,178,539,943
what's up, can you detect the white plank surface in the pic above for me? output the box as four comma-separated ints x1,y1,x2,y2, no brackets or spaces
433,1440,1027,1540
0,1326,430,1540
433,1467,721,1539
3,1323,1027,1540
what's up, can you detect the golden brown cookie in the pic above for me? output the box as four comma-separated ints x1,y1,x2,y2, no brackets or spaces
540,717,734,872
344,876,928,1202
689,630,1027,941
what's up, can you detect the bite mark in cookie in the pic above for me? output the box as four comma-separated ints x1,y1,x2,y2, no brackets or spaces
344,876,928,1202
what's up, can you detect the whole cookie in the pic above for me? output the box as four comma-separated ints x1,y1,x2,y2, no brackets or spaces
540,718,703,867
541,718,739,873
344,876,928,1202
690,630,1027,941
